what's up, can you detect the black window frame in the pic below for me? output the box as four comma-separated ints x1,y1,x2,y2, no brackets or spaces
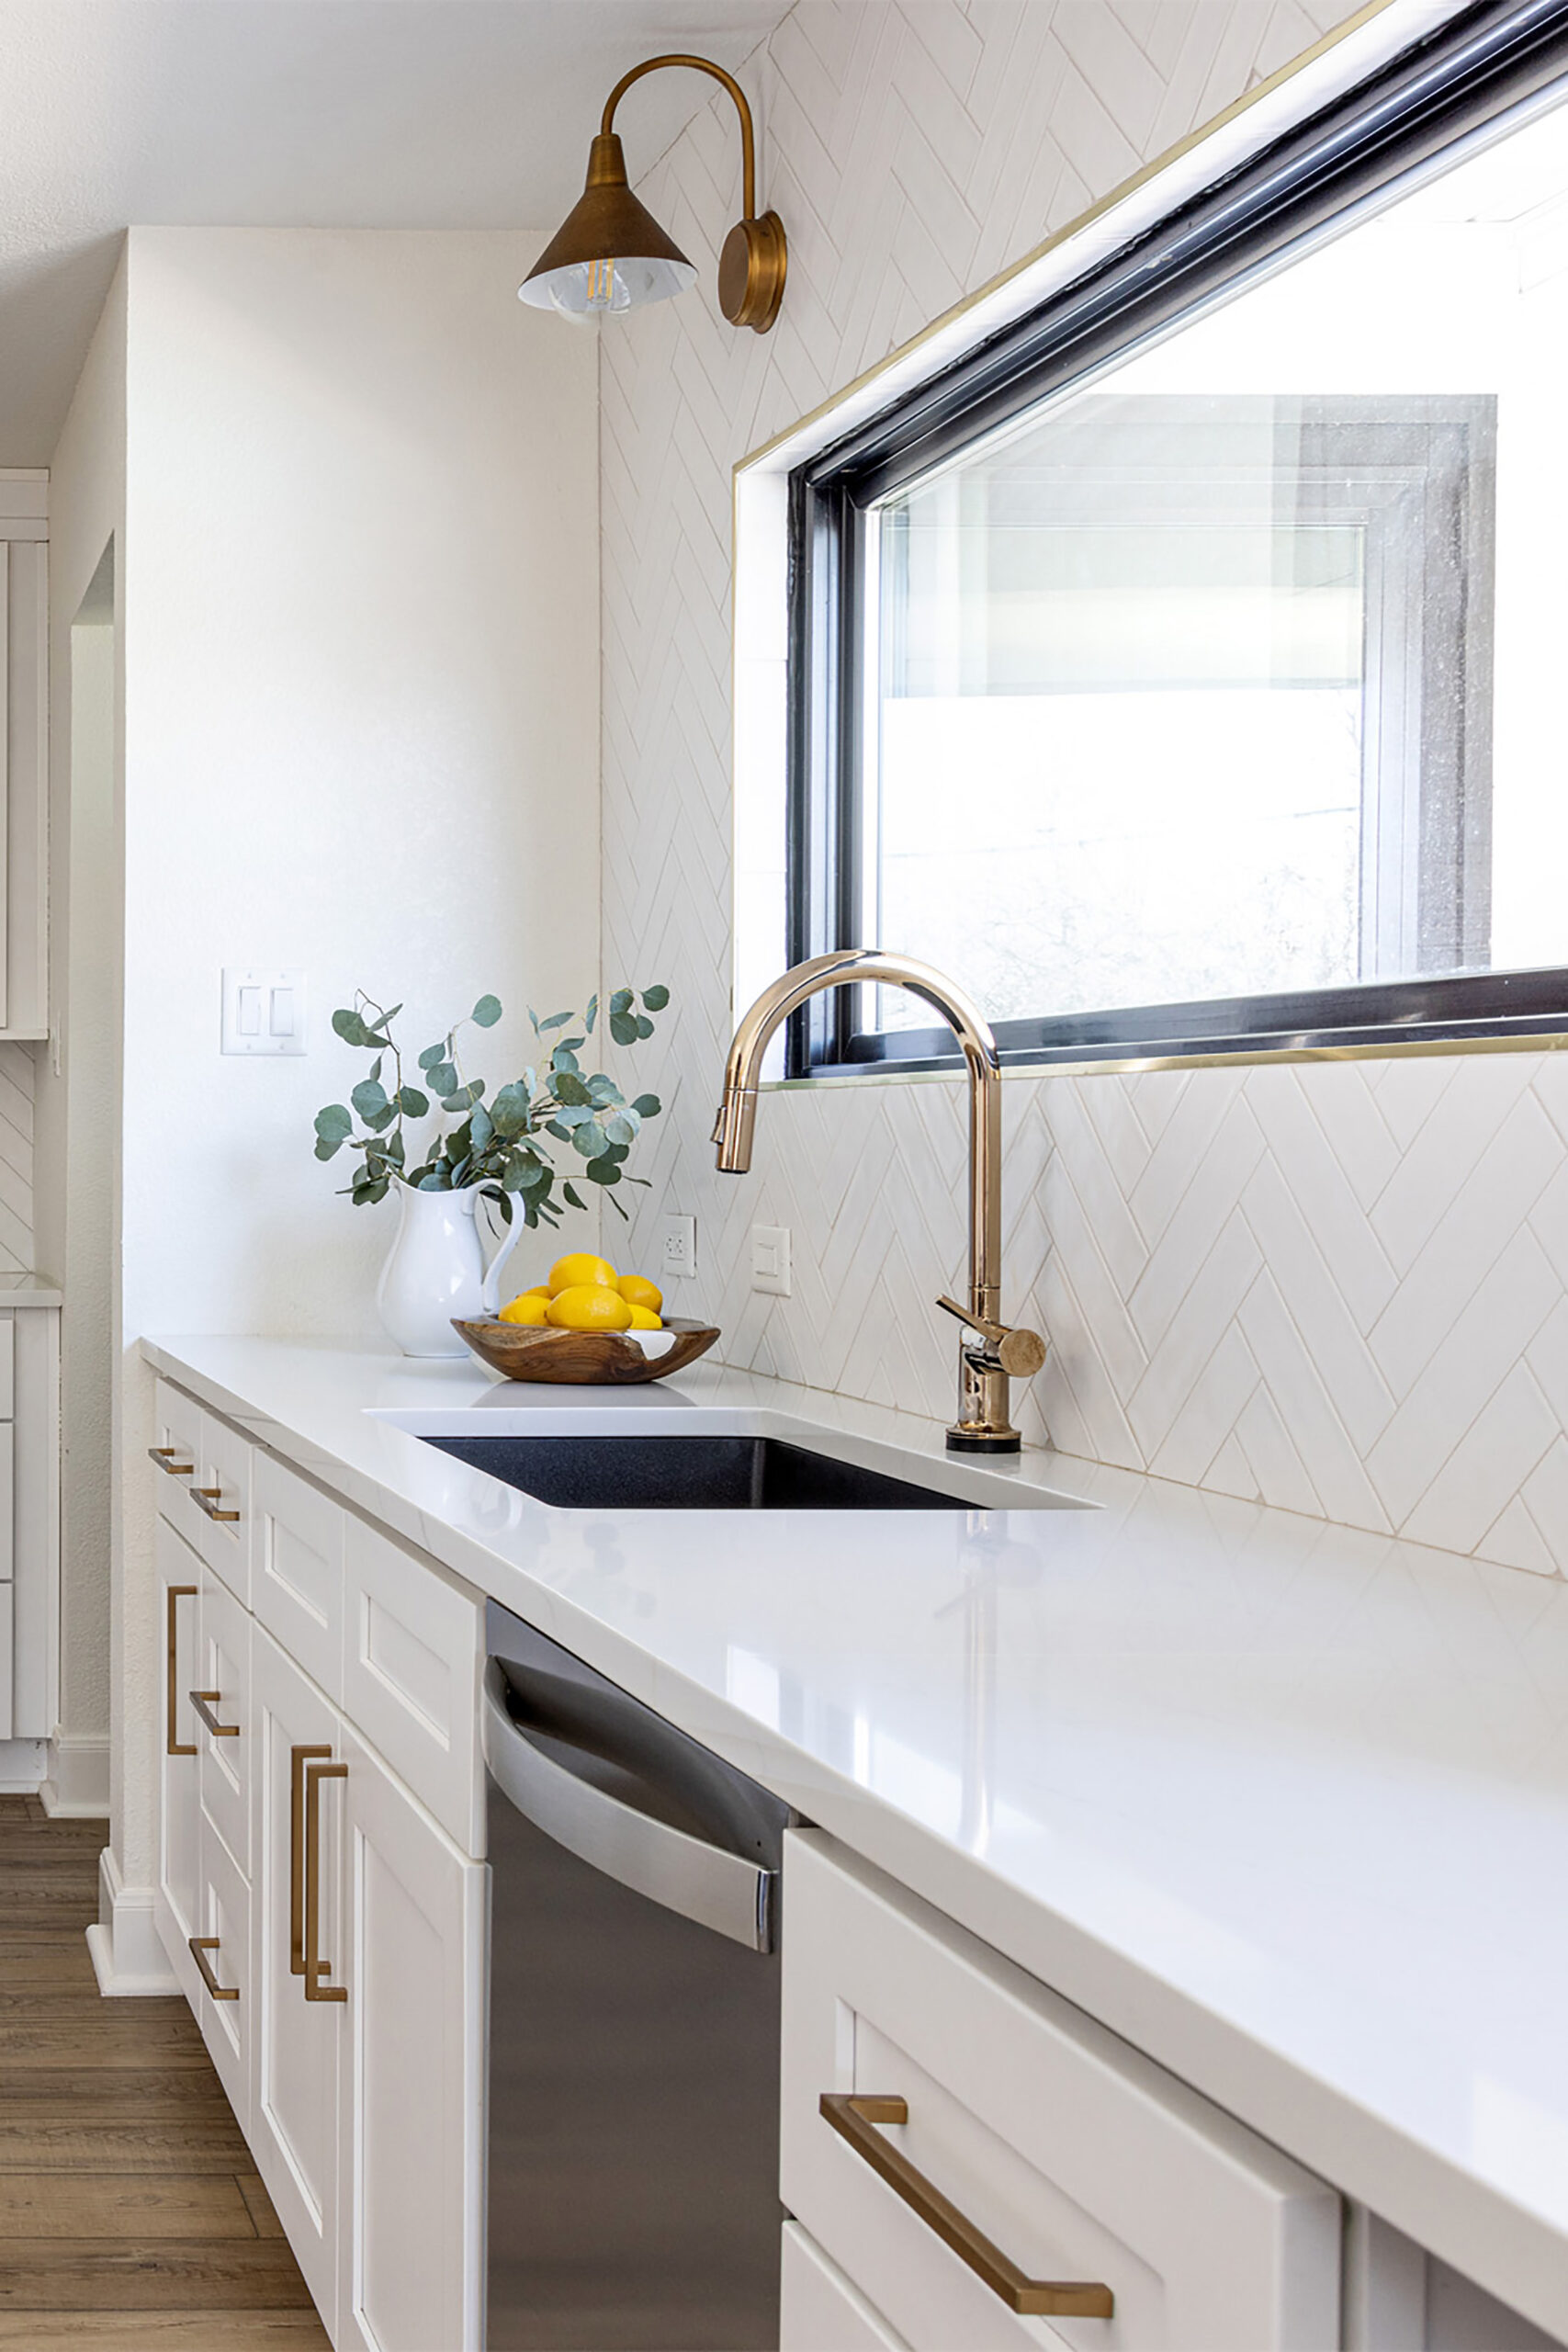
784,0,1568,1080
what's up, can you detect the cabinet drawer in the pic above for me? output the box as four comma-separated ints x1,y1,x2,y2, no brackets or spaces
783,2222,910,2351
782,1834,1339,2352
343,1517,481,1854
150,1376,204,1550
254,1453,344,1702
190,1408,253,1605
197,1568,252,1881
191,1811,250,2132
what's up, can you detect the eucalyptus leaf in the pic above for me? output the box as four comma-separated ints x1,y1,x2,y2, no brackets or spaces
538,1011,573,1032
641,985,670,1012
608,1011,638,1047
603,1112,638,1148
635,1014,654,1039
609,989,634,1017
471,994,502,1028
427,1062,457,1098
469,1102,493,1152
351,1078,389,1122
553,1071,592,1107
550,1047,581,1078
585,1156,623,1185
314,1136,344,1161
417,1043,446,1072
562,1182,587,1213
572,1120,607,1159
631,1093,661,1118
490,1082,531,1138
332,1008,372,1047
584,994,598,1035
369,1056,382,1085
315,1103,353,1141
397,1086,429,1119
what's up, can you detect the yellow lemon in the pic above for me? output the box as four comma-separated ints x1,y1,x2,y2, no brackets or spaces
617,1273,664,1316
547,1251,617,1296
498,1293,551,1327
547,1283,633,1333
626,1303,663,1331
523,1283,551,1298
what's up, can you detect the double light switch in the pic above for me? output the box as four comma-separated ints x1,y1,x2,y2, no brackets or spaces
222,967,306,1056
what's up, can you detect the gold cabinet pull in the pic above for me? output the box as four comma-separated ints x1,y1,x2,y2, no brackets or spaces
165,1587,198,1758
303,1757,348,2004
188,1935,239,2002
149,1444,195,1477
190,1690,239,1739
191,1486,241,1524
289,1743,333,1975
818,2094,1114,2320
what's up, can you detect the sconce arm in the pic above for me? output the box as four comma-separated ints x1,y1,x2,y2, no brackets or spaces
601,55,758,218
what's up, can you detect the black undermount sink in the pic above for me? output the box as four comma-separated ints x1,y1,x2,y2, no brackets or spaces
421,1432,963,1511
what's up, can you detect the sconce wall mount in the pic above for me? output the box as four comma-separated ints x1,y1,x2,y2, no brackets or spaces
520,54,786,333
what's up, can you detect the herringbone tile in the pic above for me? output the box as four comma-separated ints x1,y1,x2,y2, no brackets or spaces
592,0,1568,1585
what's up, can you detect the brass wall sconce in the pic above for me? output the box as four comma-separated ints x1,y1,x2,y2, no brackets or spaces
519,54,786,332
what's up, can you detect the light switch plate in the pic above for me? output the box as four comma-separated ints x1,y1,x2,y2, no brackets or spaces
659,1214,697,1281
750,1224,792,1297
222,967,306,1056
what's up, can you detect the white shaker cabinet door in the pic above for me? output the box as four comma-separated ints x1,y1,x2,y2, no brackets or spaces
334,1726,485,2352
251,1623,345,2333
783,2221,913,2352
152,1517,204,2007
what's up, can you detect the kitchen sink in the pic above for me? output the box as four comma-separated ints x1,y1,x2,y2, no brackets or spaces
422,1432,986,1510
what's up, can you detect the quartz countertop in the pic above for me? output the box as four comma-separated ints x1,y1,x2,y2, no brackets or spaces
142,1332,1568,2336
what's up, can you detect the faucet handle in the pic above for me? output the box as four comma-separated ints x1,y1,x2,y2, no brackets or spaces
936,1295,1046,1379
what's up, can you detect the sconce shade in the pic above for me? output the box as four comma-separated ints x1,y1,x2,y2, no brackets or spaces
519,132,698,316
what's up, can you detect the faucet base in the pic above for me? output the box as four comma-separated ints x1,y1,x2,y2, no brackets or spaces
946,1426,1022,1454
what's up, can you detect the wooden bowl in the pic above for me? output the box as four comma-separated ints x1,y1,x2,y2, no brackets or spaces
451,1316,721,1385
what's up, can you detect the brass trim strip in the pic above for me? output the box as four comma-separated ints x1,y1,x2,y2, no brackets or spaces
303,1758,348,2006
190,1689,239,1740
820,2093,1113,2319
189,1935,239,2003
165,1587,197,1759
148,1444,194,1477
289,1743,332,1976
191,1486,241,1524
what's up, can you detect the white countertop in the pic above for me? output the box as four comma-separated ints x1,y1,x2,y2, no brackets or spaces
144,1332,1568,2337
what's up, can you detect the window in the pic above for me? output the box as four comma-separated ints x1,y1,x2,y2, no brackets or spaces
786,1,1568,1076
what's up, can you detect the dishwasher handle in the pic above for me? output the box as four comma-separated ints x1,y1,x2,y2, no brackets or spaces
482,1661,778,1953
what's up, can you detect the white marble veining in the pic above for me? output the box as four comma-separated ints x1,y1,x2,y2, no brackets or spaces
145,1332,1568,2338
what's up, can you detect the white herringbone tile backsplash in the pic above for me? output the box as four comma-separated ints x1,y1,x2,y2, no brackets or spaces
597,1,1568,1580
0,1041,35,1270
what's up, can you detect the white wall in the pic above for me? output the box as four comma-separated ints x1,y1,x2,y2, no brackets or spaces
34,254,127,1814
96,226,599,1975
600,0,1568,1587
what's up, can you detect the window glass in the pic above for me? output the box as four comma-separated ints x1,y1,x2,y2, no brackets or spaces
854,87,1568,1045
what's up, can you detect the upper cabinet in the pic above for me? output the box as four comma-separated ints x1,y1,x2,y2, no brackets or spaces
0,470,48,1038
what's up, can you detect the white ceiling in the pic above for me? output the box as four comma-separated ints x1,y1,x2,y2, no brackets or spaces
0,0,792,462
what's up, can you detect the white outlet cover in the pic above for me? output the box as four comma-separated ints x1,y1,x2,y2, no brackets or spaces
222,967,306,1056
659,1213,697,1279
750,1224,792,1297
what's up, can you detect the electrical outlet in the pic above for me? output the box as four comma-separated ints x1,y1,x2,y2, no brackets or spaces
659,1214,697,1281
750,1224,791,1297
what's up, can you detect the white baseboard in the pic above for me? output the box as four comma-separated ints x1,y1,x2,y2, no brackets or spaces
87,1845,179,1996
39,1733,109,1818
0,1735,46,1792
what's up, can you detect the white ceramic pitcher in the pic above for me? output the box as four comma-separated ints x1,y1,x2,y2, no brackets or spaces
376,1183,523,1358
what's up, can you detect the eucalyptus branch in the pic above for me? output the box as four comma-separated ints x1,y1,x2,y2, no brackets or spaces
312,986,670,1225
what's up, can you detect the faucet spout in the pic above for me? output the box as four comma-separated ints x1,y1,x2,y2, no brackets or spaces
713,949,1043,1453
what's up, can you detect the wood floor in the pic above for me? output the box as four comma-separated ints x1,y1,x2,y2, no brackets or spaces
0,1794,329,2349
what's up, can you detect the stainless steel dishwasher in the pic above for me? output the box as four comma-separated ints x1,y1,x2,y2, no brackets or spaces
482,1599,792,2351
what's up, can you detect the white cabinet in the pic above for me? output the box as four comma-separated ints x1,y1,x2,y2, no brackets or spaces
152,1515,203,2010
252,1623,346,2327
0,473,49,1039
148,1394,486,2351
783,1831,1341,2352
335,1725,485,2352
6,1301,59,1739
783,2222,912,2351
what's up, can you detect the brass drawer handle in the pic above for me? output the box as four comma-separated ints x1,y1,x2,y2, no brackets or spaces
819,2093,1114,2321
189,1935,239,2002
190,1689,239,1739
304,1757,348,2004
289,1744,333,1975
191,1486,241,1524
149,1444,195,1477
165,1586,198,1758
